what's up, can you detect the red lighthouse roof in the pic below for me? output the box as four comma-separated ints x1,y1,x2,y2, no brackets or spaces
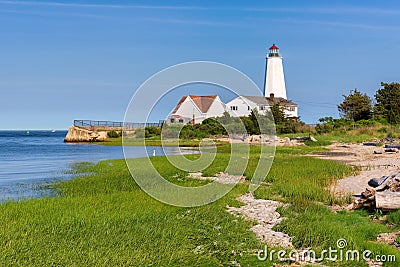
269,44,279,50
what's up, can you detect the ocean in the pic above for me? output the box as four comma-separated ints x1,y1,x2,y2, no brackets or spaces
0,130,183,201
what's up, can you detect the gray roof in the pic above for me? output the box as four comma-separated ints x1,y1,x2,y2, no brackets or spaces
241,96,298,107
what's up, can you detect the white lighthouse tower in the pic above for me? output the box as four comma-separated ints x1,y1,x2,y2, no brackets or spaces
263,44,287,99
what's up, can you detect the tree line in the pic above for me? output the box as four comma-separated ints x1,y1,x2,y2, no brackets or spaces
316,82,400,134
338,82,400,124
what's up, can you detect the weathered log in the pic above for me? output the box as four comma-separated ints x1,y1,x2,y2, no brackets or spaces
361,188,375,199
368,176,390,188
363,142,379,146
371,172,399,191
385,144,400,149
375,192,400,210
385,148,399,153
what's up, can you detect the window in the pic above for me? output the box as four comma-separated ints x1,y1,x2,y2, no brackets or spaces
178,119,184,123
248,106,250,110
259,105,267,111
230,106,238,111
170,118,175,123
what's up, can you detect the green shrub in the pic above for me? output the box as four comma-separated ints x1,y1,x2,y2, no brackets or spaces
134,129,145,138
377,127,388,133
145,126,161,138
107,130,120,138
355,119,379,127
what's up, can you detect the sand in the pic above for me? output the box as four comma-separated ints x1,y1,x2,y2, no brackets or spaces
309,143,400,197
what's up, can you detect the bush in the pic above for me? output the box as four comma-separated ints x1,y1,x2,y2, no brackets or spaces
377,127,388,133
134,129,145,138
107,130,120,138
200,118,227,135
180,125,210,139
355,119,379,127
160,124,181,138
145,126,161,138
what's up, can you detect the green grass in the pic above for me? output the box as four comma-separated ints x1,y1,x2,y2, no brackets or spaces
387,210,400,225
98,137,229,147
280,124,400,144
1,145,399,266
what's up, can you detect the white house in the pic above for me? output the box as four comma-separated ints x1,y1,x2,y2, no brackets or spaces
168,95,227,124
226,94,298,119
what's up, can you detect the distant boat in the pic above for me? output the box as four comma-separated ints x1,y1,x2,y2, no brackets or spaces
25,131,31,136
51,129,56,133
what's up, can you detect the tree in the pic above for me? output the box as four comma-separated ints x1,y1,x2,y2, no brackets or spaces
375,82,400,124
338,89,372,121
240,109,260,135
270,103,286,124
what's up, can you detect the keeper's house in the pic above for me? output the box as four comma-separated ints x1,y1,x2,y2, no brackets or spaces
226,94,298,120
168,95,227,124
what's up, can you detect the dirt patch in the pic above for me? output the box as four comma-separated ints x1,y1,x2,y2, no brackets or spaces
309,143,400,197
188,172,246,184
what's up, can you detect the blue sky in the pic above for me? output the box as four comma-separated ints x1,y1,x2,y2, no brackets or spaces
1,0,400,129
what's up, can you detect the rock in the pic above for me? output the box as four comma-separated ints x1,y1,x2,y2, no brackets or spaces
377,232,399,245
188,172,245,184
64,126,108,142
226,193,293,248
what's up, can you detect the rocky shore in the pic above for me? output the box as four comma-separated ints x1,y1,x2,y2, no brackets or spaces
64,126,108,142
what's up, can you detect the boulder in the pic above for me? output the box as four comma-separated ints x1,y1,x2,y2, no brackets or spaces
64,126,108,142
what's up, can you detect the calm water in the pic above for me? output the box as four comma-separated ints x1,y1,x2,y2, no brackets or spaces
0,130,185,201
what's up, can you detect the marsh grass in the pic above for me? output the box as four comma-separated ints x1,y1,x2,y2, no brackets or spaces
281,125,400,144
99,137,229,147
1,145,399,266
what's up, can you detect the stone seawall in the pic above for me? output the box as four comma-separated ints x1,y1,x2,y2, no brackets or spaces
64,126,108,142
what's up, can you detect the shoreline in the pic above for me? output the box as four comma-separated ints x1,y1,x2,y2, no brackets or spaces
309,143,400,197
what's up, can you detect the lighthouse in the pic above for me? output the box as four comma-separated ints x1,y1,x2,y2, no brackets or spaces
263,44,287,99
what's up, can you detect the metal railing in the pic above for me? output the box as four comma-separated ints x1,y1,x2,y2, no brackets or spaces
73,120,163,129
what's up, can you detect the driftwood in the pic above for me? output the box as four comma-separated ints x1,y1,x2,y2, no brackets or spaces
385,148,399,153
350,173,400,210
376,192,400,210
385,144,400,149
363,142,379,146
368,176,390,188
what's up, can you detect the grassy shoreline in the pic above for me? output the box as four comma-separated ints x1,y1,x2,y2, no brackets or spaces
96,137,230,147
96,130,388,147
1,145,399,266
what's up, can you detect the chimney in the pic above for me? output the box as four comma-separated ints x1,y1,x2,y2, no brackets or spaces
269,93,275,102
